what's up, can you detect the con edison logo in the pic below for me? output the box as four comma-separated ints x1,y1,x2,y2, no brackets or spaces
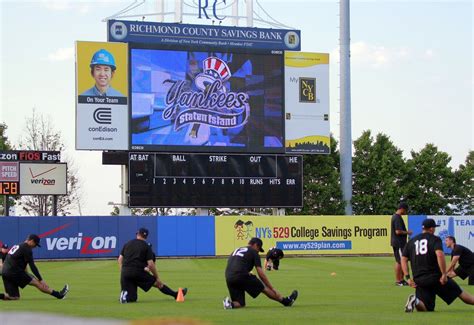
110,21,127,41
299,78,316,103
39,223,117,255
93,107,112,124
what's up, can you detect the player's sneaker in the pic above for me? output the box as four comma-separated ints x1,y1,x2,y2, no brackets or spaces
59,284,69,299
395,281,408,286
223,296,232,309
182,288,188,296
266,265,272,271
404,294,416,312
119,290,128,304
287,290,298,307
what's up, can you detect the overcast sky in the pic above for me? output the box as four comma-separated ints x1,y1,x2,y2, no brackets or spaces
0,0,472,216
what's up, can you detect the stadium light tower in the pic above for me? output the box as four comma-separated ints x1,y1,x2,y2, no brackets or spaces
340,0,353,215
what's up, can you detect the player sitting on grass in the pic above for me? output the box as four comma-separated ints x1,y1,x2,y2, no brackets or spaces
265,247,284,271
1,234,69,300
118,228,187,303
223,237,297,309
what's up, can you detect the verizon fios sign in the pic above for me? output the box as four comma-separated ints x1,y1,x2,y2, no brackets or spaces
19,163,67,195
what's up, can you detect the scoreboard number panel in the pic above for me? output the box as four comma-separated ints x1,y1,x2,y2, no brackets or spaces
129,153,302,208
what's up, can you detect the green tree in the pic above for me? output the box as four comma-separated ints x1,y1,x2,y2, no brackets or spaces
402,144,455,215
0,123,12,150
452,151,473,214
288,135,345,215
352,131,406,215
0,123,15,214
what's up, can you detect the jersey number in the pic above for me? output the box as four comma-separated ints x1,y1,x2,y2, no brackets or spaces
8,245,19,255
414,239,428,255
232,247,248,257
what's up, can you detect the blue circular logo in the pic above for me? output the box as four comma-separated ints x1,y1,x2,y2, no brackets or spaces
284,32,299,49
110,22,127,41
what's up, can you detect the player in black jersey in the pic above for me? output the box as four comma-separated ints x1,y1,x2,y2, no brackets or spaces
445,236,474,285
390,202,412,286
265,247,284,271
0,243,9,275
223,237,298,309
1,234,69,300
118,228,187,303
401,219,474,312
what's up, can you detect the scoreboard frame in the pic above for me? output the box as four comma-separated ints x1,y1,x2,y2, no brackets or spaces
128,152,303,208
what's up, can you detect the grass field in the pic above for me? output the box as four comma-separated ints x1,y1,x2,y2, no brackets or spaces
1,257,473,324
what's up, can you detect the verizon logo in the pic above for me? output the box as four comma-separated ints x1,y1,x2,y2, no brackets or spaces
29,166,57,185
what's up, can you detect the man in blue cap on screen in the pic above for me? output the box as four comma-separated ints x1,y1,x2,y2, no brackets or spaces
81,48,124,97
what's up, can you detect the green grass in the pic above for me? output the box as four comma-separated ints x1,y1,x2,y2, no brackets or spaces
1,257,473,324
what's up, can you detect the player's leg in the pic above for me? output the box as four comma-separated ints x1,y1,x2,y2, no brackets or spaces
273,259,280,270
224,278,246,309
458,290,474,305
407,286,434,312
393,247,404,285
2,275,20,300
120,272,137,303
29,277,68,299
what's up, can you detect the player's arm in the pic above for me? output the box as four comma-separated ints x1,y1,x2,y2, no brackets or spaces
117,254,123,270
400,256,415,287
256,266,278,294
436,249,448,285
146,259,160,280
446,255,460,273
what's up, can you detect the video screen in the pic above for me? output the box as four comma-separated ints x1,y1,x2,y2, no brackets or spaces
129,45,284,153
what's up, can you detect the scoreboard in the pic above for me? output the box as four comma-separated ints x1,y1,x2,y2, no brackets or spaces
129,153,303,208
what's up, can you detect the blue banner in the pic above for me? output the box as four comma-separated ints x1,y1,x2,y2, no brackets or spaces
0,216,215,259
108,20,301,51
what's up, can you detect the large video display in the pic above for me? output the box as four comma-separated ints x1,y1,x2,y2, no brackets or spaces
129,45,284,153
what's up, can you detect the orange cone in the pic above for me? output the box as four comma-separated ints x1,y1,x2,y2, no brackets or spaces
176,287,185,302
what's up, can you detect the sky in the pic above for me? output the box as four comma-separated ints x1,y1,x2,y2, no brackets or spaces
0,0,472,216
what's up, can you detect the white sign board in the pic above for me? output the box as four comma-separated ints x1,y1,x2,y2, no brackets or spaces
20,163,67,195
285,52,330,154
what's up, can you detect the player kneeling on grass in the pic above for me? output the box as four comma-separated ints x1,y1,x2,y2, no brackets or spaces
1,234,69,301
265,247,284,271
223,237,297,309
401,219,474,312
118,228,187,303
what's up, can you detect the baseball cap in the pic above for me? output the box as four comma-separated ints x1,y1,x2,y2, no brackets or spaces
27,234,41,247
1,243,8,249
137,228,149,239
398,202,409,210
248,237,264,252
422,218,439,229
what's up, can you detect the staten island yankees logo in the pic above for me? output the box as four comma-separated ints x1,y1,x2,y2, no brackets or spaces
234,219,254,241
38,223,117,255
162,57,250,132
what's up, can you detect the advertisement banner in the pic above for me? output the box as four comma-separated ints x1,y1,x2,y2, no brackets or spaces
108,20,301,51
430,215,474,252
215,216,396,255
285,52,330,154
76,41,129,150
19,163,67,195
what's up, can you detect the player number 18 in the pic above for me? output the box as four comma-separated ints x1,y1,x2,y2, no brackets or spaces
414,239,428,255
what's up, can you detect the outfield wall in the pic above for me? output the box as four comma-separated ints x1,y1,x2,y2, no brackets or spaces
0,215,471,259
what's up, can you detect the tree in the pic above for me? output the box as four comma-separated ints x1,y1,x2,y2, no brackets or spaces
0,123,15,214
16,109,82,216
452,151,473,214
288,135,345,215
352,131,406,214
402,144,455,215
